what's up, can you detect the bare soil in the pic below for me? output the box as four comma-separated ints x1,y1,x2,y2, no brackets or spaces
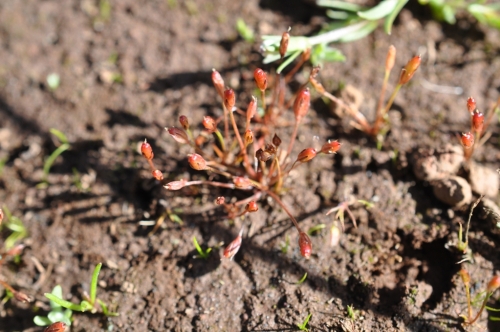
1,0,500,331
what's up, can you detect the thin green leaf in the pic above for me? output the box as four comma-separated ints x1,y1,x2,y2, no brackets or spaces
43,143,71,179
49,128,69,144
236,18,255,42
277,50,301,74
384,0,408,34
44,293,82,311
80,300,93,312
339,20,378,42
358,0,399,20
90,263,102,305
33,316,52,326
317,0,364,12
325,9,352,20
50,285,64,310
469,4,500,29
98,299,120,316
48,311,69,324
297,272,308,285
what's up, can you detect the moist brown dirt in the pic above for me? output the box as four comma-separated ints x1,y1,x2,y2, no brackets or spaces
1,0,500,331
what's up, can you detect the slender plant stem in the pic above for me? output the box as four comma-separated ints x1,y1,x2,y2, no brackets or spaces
228,106,256,177
214,130,226,153
320,90,371,133
286,121,300,158
372,70,391,135
265,189,302,232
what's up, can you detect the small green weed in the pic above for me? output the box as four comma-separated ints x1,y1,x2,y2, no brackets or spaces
42,263,118,317
192,236,212,259
1,206,27,250
296,313,312,331
39,128,71,186
34,285,73,326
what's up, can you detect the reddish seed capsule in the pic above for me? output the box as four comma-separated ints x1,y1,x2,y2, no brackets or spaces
14,291,31,303
164,179,187,190
141,139,154,160
179,115,189,130
254,68,267,91
167,127,189,144
244,129,254,146
467,97,476,114
320,140,341,154
44,322,67,332
272,134,282,148
246,201,258,213
215,196,225,205
297,148,317,163
223,228,243,260
399,55,421,85
256,148,272,162
279,29,290,59
202,116,217,133
472,110,484,133
224,88,236,111
298,231,312,259
233,177,253,189
246,96,257,123
293,88,310,122
386,45,396,72
188,153,207,171
460,132,474,149
152,170,164,181
212,69,225,99
459,269,470,284
487,275,500,293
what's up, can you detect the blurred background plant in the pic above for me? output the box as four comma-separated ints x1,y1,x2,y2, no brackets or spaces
261,0,500,71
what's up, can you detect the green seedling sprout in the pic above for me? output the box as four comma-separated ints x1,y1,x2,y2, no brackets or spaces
296,272,308,285
1,206,27,250
46,73,60,90
296,313,312,331
39,129,71,186
347,304,359,320
280,235,290,254
34,285,73,326
43,263,118,317
192,236,212,259
456,196,482,263
236,18,255,42
307,224,326,235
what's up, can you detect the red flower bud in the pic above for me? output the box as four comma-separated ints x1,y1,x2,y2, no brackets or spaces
179,115,189,130
467,97,476,114
167,127,189,144
215,196,225,205
224,88,235,111
487,275,500,293
188,153,207,171
399,55,421,85
223,228,243,260
386,45,396,72
460,132,474,149
472,110,484,133
320,140,341,154
245,201,258,213
141,139,154,160
233,177,253,189
244,129,254,146
152,170,164,181
293,88,310,122
297,148,317,163
202,116,217,133
212,69,225,99
164,179,187,190
44,322,67,332
254,68,267,91
298,231,312,259
279,29,290,59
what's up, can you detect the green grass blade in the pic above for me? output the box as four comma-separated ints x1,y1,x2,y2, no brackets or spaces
49,128,69,144
384,0,408,34
45,293,82,311
90,263,102,305
43,143,70,179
